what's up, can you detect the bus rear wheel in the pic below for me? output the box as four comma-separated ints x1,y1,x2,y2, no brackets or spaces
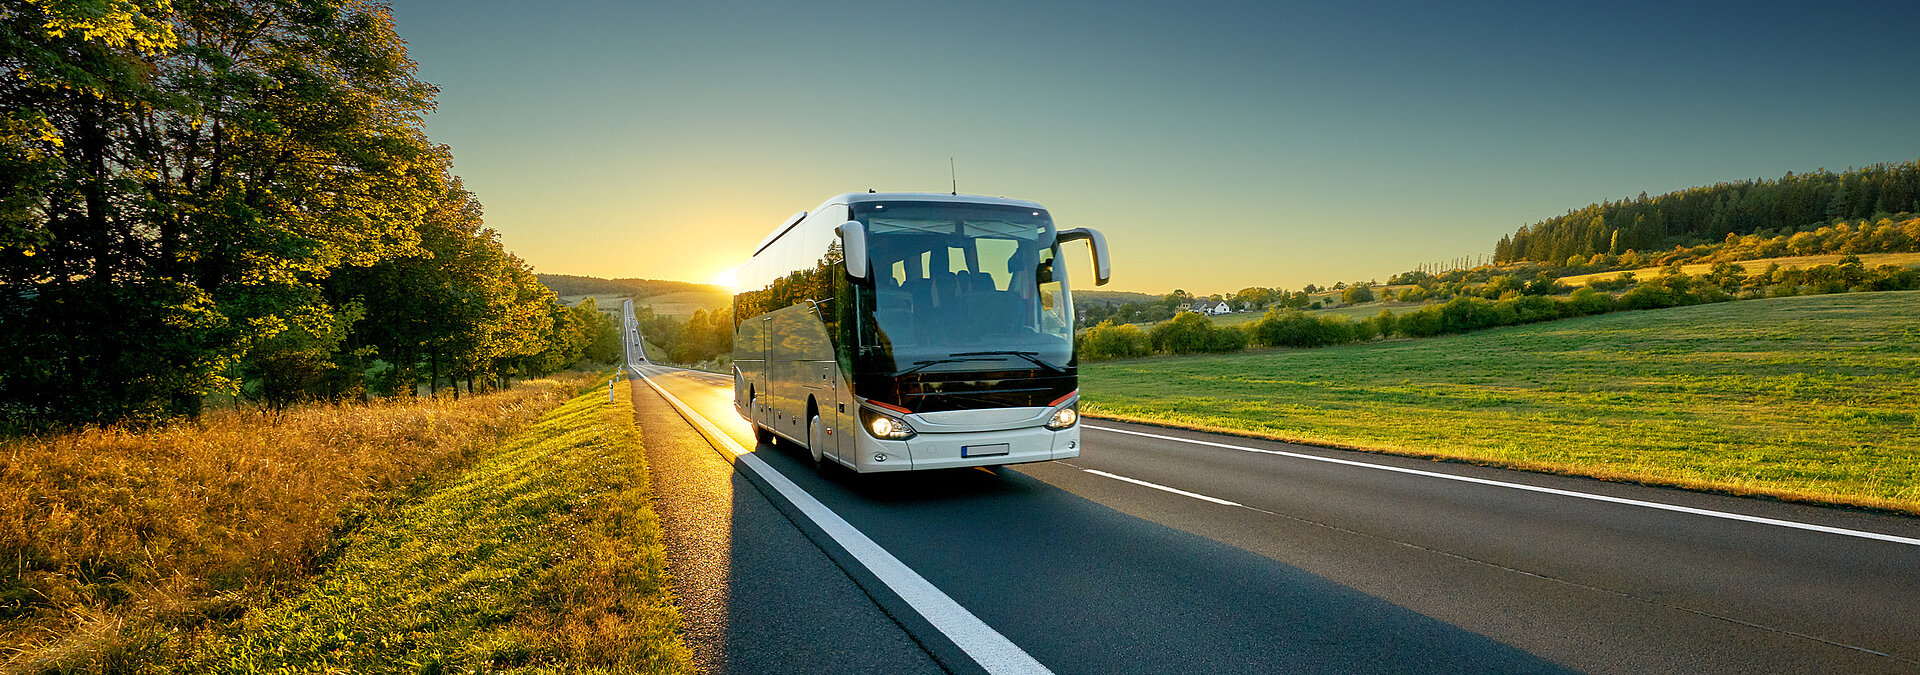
806,415,826,468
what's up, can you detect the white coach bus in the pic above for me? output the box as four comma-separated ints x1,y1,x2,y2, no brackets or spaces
732,192,1110,473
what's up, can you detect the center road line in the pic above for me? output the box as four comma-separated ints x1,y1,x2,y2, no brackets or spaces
632,366,1053,675
1086,424,1920,547
1080,468,1244,507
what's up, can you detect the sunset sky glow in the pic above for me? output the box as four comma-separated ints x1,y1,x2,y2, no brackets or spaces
393,0,1920,295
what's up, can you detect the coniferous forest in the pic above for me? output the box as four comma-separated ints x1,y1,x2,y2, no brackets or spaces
1,2,616,430
1494,161,1920,264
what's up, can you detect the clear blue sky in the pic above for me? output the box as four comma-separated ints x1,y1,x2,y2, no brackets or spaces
391,0,1920,295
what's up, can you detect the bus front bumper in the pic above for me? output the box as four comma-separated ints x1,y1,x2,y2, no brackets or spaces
856,424,1080,472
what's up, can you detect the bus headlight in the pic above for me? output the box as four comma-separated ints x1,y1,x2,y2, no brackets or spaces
859,407,917,440
1046,402,1079,430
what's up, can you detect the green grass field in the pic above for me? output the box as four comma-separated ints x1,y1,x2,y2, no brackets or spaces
640,288,732,318
1081,290,1920,513
561,288,731,320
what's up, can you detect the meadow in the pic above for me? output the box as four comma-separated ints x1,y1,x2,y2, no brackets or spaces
1081,291,1920,513
560,288,731,321
0,373,688,672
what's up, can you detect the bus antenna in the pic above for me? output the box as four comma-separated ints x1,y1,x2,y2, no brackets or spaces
950,157,957,195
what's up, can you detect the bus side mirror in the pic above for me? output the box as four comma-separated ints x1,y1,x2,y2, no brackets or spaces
1056,227,1111,286
838,221,869,280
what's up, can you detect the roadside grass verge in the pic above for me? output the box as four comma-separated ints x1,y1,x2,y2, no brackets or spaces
180,382,690,673
1081,291,1920,514
0,374,601,672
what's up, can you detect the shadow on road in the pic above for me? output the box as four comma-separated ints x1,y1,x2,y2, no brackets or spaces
738,435,1578,675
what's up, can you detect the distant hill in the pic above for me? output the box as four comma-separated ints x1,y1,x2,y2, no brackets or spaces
1074,290,1163,307
535,274,723,299
1494,159,1920,265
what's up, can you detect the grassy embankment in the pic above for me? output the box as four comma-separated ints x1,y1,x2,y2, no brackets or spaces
1082,291,1920,513
2,375,692,673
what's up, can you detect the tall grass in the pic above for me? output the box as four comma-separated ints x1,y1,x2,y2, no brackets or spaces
184,383,692,673
0,374,598,671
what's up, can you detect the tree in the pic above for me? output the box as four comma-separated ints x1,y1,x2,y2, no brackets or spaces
0,1,603,425
1149,312,1232,355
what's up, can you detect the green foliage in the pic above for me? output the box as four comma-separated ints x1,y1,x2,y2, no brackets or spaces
0,0,603,428
668,307,735,365
1395,306,1446,338
1493,161,1920,265
1249,309,1356,348
1148,312,1244,355
1079,320,1152,361
1564,287,1615,315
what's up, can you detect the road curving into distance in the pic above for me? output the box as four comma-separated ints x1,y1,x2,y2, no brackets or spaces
628,363,1920,675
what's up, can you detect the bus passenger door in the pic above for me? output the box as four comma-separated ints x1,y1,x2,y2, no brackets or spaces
757,315,773,430
815,360,840,462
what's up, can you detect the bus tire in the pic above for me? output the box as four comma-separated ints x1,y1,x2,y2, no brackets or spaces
754,424,774,446
806,415,825,467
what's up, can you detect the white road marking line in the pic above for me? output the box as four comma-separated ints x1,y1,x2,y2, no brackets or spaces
633,365,1053,675
1086,424,1920,548
1083,469,1243,507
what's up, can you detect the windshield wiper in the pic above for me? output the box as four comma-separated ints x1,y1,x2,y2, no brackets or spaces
892,357,1000,377
948,350,1067,374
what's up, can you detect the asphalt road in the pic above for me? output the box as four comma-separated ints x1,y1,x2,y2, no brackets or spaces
628,364,1920,674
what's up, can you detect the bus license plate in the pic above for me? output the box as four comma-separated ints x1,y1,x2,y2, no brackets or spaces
962,443,1010,458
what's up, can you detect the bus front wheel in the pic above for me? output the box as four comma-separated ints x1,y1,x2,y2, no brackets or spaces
754,424,774,446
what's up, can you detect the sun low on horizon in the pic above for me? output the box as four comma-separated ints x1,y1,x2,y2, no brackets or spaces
707,265,739,292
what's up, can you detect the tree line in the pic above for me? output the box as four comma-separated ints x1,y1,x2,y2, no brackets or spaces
1075,283,1382,327
1494,160,1920,265
534,274,721,299
1077,255,1919,361
1,0,616,430
629,305,734,367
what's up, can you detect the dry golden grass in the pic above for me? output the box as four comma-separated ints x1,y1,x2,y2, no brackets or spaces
0,373,600,672
1556,251,1920,286
183,382,691,674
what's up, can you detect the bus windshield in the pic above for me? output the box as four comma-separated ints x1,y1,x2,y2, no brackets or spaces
853,201,1073,375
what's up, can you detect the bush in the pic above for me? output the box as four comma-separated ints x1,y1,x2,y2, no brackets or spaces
1619,283,1681,310
1396,306,1445,337
1352,316,1380,341
1079,321,1152,361
1251,309,1357,348
1366,308,1397,339
1148,313,1244,355
1507,295,1559,323
1588,272,1637,292
1437,297,1508,333
1563,287,1615,316
1209,324,1251,352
